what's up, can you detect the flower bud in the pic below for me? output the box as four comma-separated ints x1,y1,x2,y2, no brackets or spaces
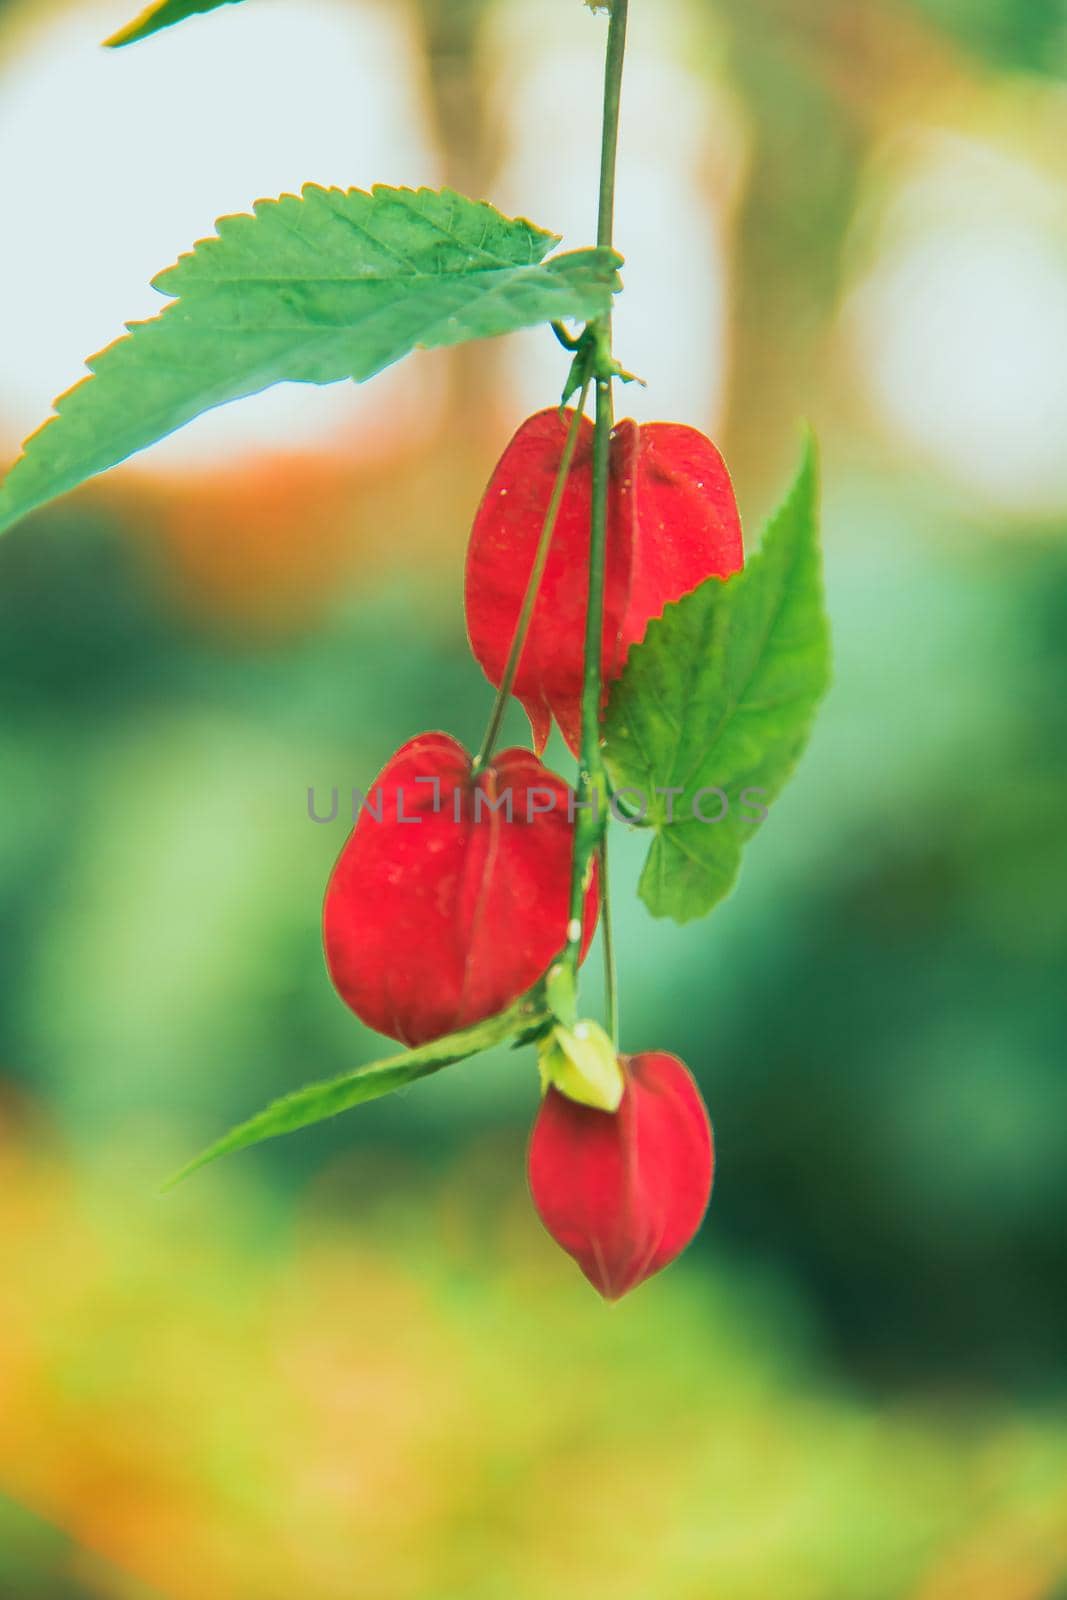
538,1021,625,1112
527,1051,713,1299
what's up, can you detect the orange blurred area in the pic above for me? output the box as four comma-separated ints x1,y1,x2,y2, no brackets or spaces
116,435,495,630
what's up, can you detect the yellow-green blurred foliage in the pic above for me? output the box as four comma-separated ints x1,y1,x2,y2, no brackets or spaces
3,1115,1067,1600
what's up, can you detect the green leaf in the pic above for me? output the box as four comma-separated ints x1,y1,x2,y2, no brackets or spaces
602,437,830,923
166,995,546,1188
104,0,247,47
0,186,621,538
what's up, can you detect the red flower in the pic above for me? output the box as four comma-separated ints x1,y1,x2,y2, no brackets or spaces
323,732,597,1047
527,1051,713,1299
465,409,744,754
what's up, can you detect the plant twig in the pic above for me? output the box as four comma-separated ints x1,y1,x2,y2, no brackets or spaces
563,0,628,990
599,835,619,1046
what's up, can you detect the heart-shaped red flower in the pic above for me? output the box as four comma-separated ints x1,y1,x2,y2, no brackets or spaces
465,410,744,753
323,732,597,1047
527,1050,713,1299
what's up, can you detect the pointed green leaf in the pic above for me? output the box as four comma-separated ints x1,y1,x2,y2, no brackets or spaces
167,995,547,1188
105,0,247,48
0,186,622,537
603,437,830,923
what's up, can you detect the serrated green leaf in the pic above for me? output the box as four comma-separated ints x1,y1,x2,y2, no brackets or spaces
167,995,546,1188
0,185,621,538
603,437,830,923
105,0,247,48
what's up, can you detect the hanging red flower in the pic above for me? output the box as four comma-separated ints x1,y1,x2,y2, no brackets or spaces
323,732,598,1047
527,1050,714,1299
465,409,744,753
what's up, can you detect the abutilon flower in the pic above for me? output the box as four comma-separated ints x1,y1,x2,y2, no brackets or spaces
528,1050,713,1299
465,409,744,754
323,732,597,1047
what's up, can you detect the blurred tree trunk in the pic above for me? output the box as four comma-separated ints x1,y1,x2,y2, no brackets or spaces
719,0,869,498
415,0,495,198
721,0,969,498
412,0,504,432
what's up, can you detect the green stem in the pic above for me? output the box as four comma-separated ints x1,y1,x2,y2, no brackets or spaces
595,1,628,255
475,378,591,771
599,836,619,1046
564,0,628,980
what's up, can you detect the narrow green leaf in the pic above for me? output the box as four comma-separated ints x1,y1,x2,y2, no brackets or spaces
167,996,546,1188
603,437,830,923
0,186,621,538
105,0,247,48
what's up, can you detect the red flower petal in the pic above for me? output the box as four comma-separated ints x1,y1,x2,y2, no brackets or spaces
465,410,744,754
465,410,597,755
527,1051,713,1300
323,733,598,1047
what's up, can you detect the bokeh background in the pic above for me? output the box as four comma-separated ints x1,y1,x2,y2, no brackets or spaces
2,0,1067,1595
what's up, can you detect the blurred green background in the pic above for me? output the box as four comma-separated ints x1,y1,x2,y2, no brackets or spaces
1,0,1066,1595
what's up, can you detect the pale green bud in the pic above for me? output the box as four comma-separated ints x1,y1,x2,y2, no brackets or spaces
537,1021,624,1113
